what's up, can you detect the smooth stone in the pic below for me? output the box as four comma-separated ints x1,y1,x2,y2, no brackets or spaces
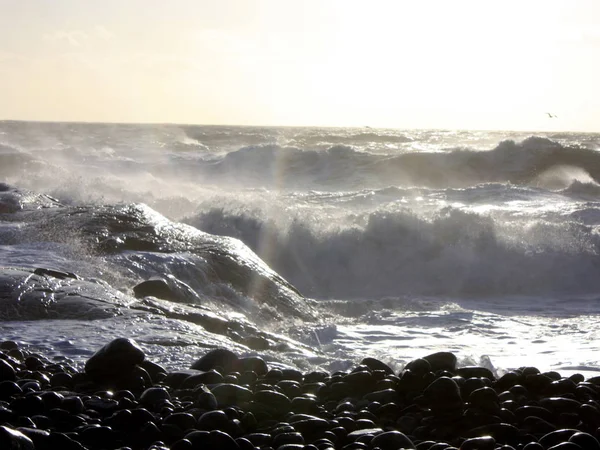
0,381,22,401
404,358,431,376
237,356,268,376
280,369,303,383
273,432,304,447
133,276,198,303
79,426,117,448
465,424,519,445
369,430,415,449
539,429,580,448
171,439,193,450
523,416,556,435
0,360,16,382
568,432,600,450
236,437,255,450
211,383,253,406
47,432,87,450
515,405,554,422
254,390,292,412
579,404,600,427
197,410,234,432
360,358,394,375
422,376,463,410
457,366,495,380
85,338,145,381
0,426,35,450
244,433,272,446
207,430,240,450
140,360,168,382
181,370,224,388
140,387,171,407
422,352,457,372
461,436,496,450
461,377,488,397
523,443,544,450
163,412,197,431
15,427,50,449
469,387,499,408
191,348,238,373
291,396,318,414
539,398,581,414
0,341,19,350
547,443,583,450
363,389,401,404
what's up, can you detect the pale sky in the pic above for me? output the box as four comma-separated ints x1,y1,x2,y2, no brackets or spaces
0,0,599,131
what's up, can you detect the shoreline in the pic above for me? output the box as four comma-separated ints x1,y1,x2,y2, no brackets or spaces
2,338,600,450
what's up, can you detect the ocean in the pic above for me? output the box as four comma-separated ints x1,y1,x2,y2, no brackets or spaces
1,121,600,377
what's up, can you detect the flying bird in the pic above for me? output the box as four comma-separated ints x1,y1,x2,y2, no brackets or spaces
546,112,557,118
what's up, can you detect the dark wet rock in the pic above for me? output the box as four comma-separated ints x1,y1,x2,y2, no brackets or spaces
0,360,16,382
363,389,401,404
523,442,545,450
421,376,463,411
163,412,197,431
15,427,50,449
85,337,145,383
404,358,431,376
133,275,201,304
547,443,584,450
211,383,253,406
569,431,600,449
540,397,582,414
422,352,457,373
369,430,415,449
465,423,519,445
0,380,21,401
180,369,224,388
0,267,139,320
524,374,553,394
273,432,304,447
461,377,488,397
197,409,239,435
0,425,35,450
79,425,117,449
461,436,496,450
140,360,168,383
579,403,600,427
360,357,394,375
469,387,499,411
237,356,268,376
47,432,87,450
457,366,494,380
539,429,581,448
191,348,238,373
546,378,577,396
254,389,292,414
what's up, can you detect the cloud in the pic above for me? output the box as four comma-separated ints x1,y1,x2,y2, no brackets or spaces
43,26,114,47
93,26,114,41
43,30,89,47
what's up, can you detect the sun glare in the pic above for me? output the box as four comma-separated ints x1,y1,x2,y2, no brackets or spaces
0,0,598,130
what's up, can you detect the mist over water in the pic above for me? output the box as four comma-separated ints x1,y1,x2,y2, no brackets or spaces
2,121,600,374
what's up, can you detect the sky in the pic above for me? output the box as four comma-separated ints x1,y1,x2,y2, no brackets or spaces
0,0,599,131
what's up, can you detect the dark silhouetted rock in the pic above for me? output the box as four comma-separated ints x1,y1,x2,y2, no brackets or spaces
369,430,415,449
191,348,238,373
0,426,35,450
422,352,457,372
85,338,145,383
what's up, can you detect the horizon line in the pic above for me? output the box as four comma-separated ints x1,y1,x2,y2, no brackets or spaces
0,118,597,135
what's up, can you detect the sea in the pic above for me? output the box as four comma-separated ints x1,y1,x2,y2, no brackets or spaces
1,121,600,378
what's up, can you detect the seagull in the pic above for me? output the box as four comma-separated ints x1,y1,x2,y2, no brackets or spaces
546,112,557,118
